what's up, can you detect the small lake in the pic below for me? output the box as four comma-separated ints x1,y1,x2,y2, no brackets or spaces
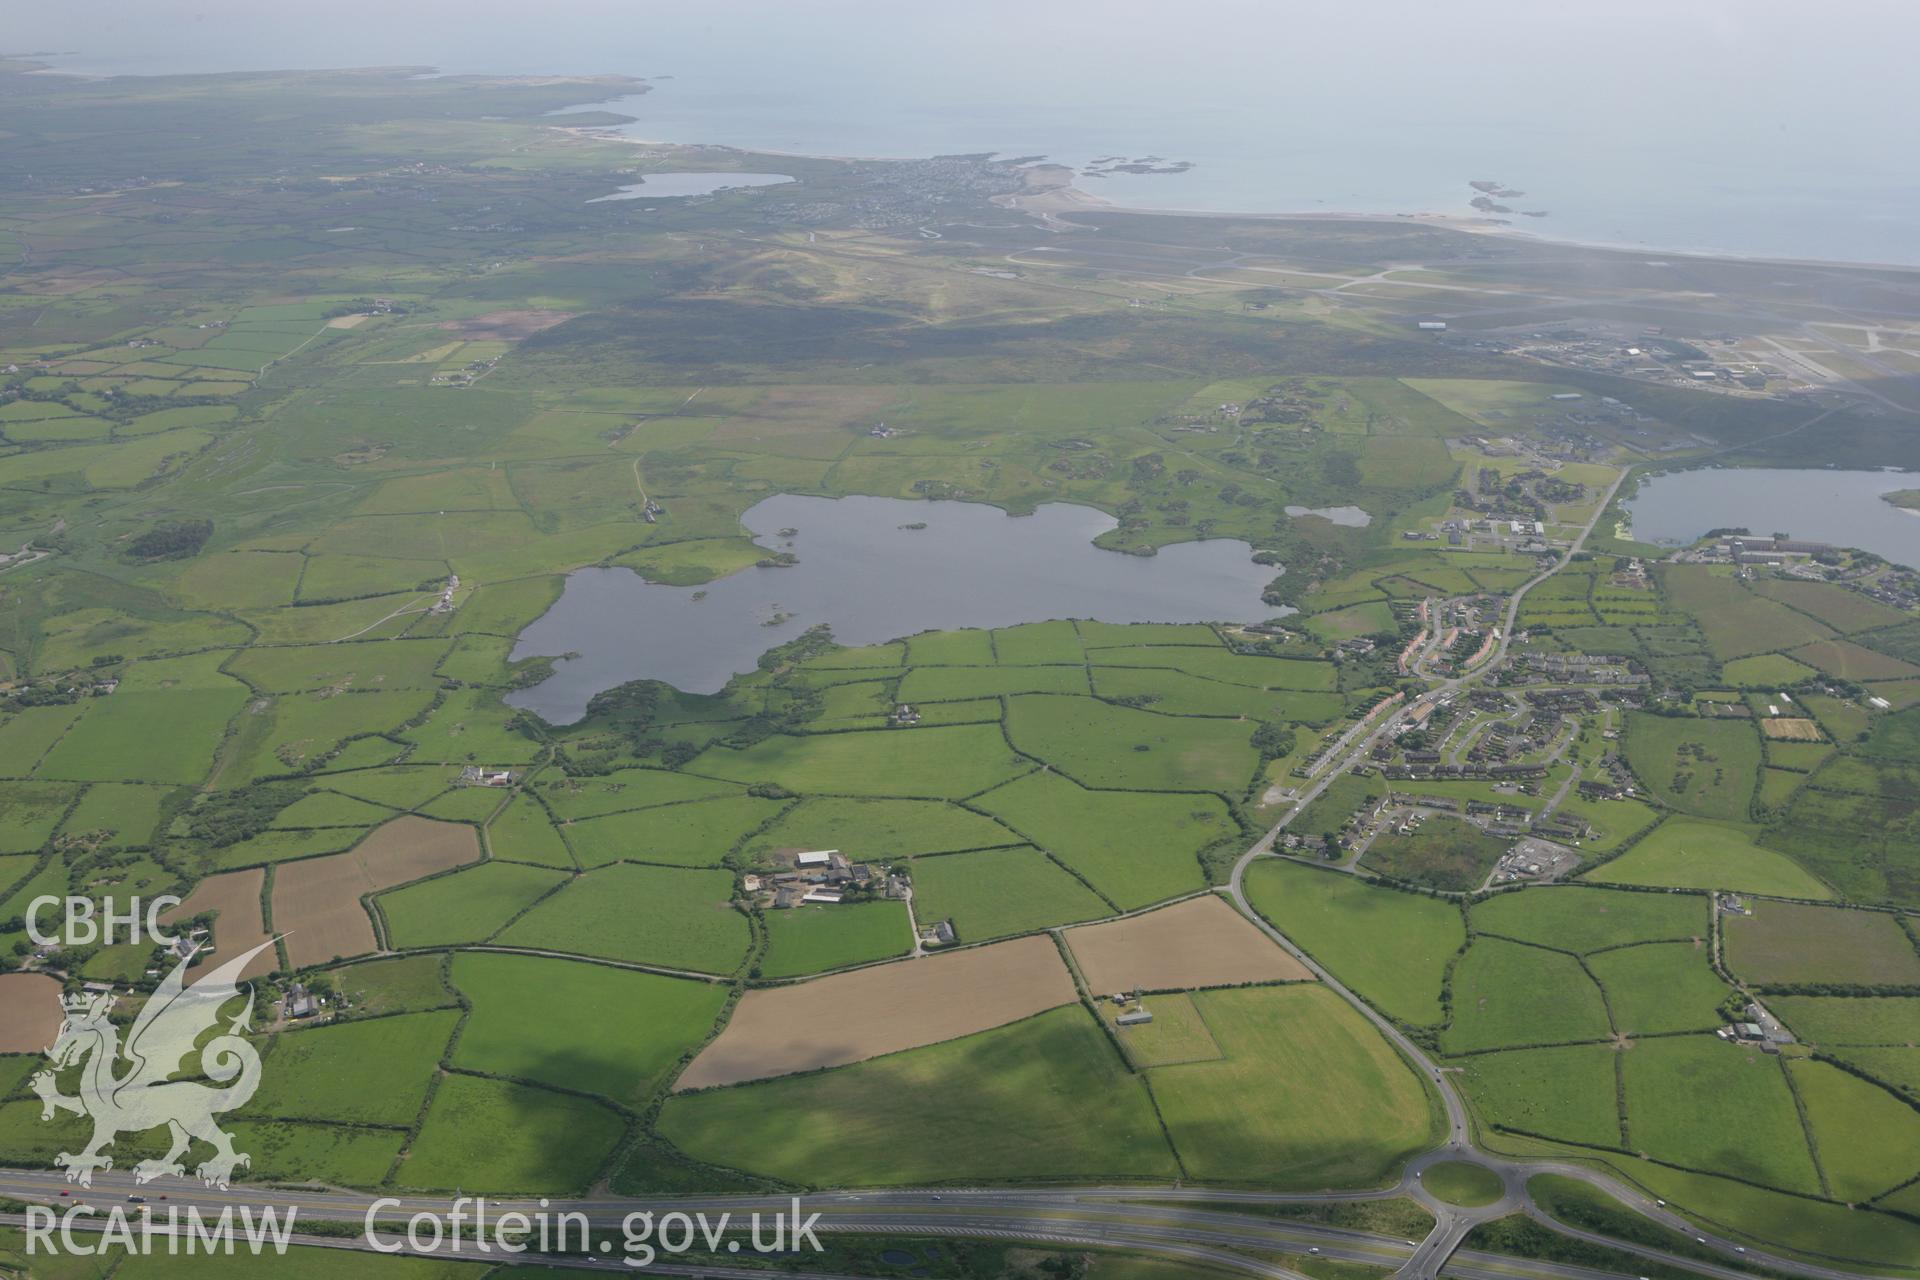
507,494,1280,721
1624,467,1920,568
1286,504,1372,528
586,172,794,202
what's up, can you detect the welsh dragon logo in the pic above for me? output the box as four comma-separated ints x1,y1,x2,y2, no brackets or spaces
31,939,277,1190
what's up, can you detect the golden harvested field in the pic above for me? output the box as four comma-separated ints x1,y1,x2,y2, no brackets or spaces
275,816,480,969
1760,718,1824,741
0,973,64,1051
164,868,277,979
675,935,1077,1091
1064,894,1313,994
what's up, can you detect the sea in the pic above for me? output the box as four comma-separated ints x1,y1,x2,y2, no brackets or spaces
12,0,1920,265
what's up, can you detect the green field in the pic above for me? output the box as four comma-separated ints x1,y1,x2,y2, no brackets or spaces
495,862,752,973
897,663,1089,700
562,794,787,867
759,899,914,977
1587,943,1731,1035
1361,816,1508,892
451,952,727,1102
379,861,568,948
486,794,576,867
245,1011,458,1127
226,1121,406,1188
1243,858,1462,1026
39,664,248,784
1587,817,1833,898
0,782,79,850
908,845,1110,941
973,769,1224,908
1470,885,1707,954
1456,1044,1622,1147
1658,566,1834,661
742,795,1014,860
1620,1035,1821,1195
1723,901,1920,986
1147,986,1441,1188
1621,712,1762,823
1721,652,1820,688
1788,1058,1920,1202
1004,695,1258,793
333,955,457,1016
1101,992,1223,1067
1423,1160,1504,1207
658,1007,1180,1185
58,782,168,847
1442,938,1610,1054
691,725,1026,799
398,1073,625,1192
540,767,740,819
1098,647,1338,691
1091,665,1346,723
1769,996,1920,1045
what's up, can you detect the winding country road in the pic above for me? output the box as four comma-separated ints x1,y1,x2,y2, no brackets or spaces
2,473,1894,1280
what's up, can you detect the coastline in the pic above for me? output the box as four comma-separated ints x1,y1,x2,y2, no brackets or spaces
997,172,1920,275
9,52,1915,275
591,120,1920,274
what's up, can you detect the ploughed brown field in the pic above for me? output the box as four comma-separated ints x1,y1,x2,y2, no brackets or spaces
1064,893,1313,994
0,973,64,1052
274,816,480,969
1759,717,1824,741
164,868,277,979
675,934,1077,1091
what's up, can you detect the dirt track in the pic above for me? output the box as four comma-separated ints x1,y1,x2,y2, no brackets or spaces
274,816,480,970
1065,894,1313,994
675,935,1077,1091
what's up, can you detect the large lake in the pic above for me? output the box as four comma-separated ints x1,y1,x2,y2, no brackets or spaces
507,494,1279,721
1624,468,1920,568
20,0,1919,265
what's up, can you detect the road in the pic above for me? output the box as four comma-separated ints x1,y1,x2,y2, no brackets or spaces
0,1168,1775,1280
1216,467,1842,1280
4,474,1891,1280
